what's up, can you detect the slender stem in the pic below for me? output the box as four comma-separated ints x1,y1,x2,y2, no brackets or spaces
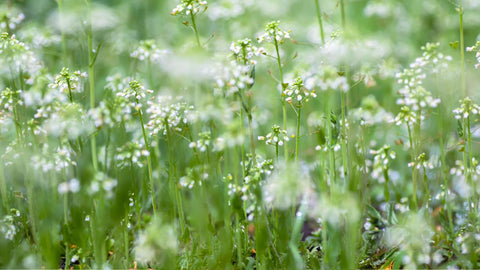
63,193,68,225
166,126,186,233
137,103,157,216
295,107,301,164
274,38,288,161
326,91,335,190
190,12,201,48
340,91,348,187
383,168,390,202
0,164,8,210
340,0,346,30
314,0,325,44
463,116,474,213
467,116,477,210
240,105,246,178
434,74,454,233
87,0,98,173
459,4,466,97
66,76,73,103
247,113,256,168
407,124,418,209
124,219,129,262
26,175,38,248
423,166,430,208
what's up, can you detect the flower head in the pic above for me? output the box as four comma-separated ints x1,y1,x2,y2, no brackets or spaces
257,21,291,44
171,0,208,16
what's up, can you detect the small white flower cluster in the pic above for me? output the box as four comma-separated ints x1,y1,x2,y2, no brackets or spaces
88,99,131,129
0,8,25,31
397,85,440,111
241,155,274,184
213,62,254,97
0,33,43,84
466,40,480,69
258,124,289,147
104,74,131,94
58,178,80,195
31,143,77,173
189,131,211,152
453,97,480,120
114,140,150,168
417,42,452,73
283,77,317,107
258,21,291,44
116,80,153,110
0,87,23,113
171,0,208,16
407,153,434,170
146,96,194,136
229,156,274,209
230,38,265,65
303,66,350,92
48,67,88,95
179,165,208,189
394,106,417,126
90,75,146,126
227,182,248,202
370,145,396,174
395,43,449,111
0,209,20,241
130,40,168,63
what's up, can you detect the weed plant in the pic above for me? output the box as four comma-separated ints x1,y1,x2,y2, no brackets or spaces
1,0,480,269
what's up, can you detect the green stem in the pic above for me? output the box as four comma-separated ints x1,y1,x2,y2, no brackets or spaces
340,0,346,30
124,220,129,263
407,124,418,209
383,168,390,202
247,112,256,168
63,193,68,225
423,166,430,208
190,12,201,48
166,126,185,233
295,107,301,164
240,104,246,178
326,91,335,191
137,103,157,216
340,91,348,187
274,38,288,161
459,4,466,97
467,116,477,210
0,164,8,210
87,0,98,173
314,0,325,44
66,76,73,103
434,75,454,233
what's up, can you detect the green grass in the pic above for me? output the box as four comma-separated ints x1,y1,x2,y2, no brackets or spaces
1,0,480,269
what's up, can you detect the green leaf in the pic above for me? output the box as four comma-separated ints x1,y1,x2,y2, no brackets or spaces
449,41,459,49
457,120,463,137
